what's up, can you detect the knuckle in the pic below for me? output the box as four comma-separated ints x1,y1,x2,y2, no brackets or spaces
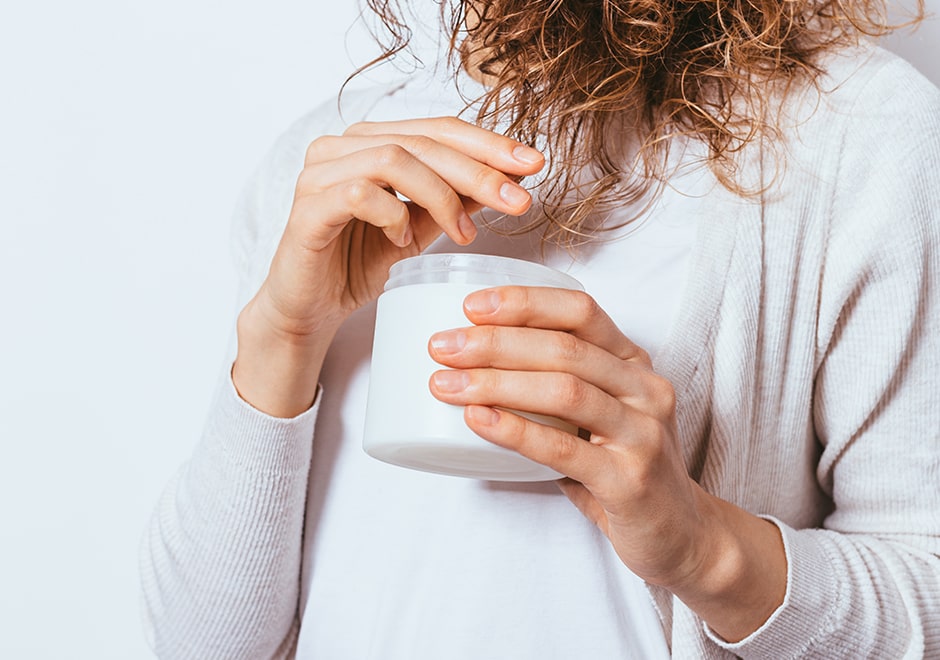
343,121,373,136
648,374,677,412
342,179,373,207
573,292,602,323
472,326,500,356
554,332,586,365
427,182,462,215
400,134,434,157
470,166,504,194
501,285,529,312
548,435,579,465
635,415,669,456
294,167,328,199
294,167,315,196
633,346,652,365
433,116,464,133
555,373,589,410
304,135,333,164
374,144,410,170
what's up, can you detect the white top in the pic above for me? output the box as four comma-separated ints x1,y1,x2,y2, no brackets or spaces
286,81,700,658
140,43,940,659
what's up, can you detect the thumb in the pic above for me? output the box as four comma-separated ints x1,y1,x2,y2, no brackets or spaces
557,478,610,536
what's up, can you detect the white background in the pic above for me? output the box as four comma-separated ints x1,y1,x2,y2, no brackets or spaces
0,3,936,658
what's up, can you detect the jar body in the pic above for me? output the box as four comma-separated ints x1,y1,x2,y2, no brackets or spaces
363,254,583,481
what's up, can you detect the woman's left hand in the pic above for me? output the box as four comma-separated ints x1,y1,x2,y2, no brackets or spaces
428,285,787,642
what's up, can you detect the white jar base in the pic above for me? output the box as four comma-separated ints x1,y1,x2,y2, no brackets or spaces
365,438,562,481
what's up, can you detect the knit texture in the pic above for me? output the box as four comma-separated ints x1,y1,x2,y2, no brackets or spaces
140,43,940,659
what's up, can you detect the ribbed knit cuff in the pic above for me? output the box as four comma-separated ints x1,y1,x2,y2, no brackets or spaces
703,516,840,659
202,366,322,476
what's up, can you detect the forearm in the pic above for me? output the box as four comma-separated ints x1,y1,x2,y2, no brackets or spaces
140,373,318,660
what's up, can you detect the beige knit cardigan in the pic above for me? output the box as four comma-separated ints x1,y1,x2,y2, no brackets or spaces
140,43,940,658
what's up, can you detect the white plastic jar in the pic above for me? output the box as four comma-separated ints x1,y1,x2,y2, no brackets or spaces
363,253,584,481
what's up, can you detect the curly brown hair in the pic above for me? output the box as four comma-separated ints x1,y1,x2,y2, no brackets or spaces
356,0,924,245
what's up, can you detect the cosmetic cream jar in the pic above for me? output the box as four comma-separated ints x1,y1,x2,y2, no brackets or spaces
363,253,583,481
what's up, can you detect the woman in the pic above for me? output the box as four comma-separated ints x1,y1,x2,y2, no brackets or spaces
141,0,940,657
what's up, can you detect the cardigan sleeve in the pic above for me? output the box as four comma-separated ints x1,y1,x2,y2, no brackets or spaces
139,373,320,660
137,80,440,660
711,55,940,658
138,98,348,660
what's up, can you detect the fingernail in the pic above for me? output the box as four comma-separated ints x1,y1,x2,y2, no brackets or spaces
512,145,543,165
431,370,469,393
429,330,466,354
458,212,477,242
500,182,530,209
464,290,499,315
468,405,500,426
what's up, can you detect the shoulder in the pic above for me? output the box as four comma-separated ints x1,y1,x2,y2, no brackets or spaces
757,43,940,322
821,44,940,230
787,42,940,162
818,41,939,107
774,43,940,240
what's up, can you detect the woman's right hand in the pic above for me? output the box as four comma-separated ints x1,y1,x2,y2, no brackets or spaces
233,116,545,417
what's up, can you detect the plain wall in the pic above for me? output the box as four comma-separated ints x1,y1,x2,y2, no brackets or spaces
0,3,381,659
0,3,936,658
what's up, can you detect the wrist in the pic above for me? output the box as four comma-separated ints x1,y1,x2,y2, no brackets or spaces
232,297,340,418
672,488,787,643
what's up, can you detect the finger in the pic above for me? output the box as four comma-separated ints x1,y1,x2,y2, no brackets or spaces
463,405,609,487
304,135,535,217
428,325,654,401
289,180,414,248
340,116,545,176
462,286,652,366
297,146,477,245
429,367,637,439
403,196,488,253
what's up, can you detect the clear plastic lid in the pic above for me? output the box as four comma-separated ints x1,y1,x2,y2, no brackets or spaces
384,253,583,291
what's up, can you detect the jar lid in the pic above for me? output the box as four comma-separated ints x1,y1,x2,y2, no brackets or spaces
385,253,583,291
